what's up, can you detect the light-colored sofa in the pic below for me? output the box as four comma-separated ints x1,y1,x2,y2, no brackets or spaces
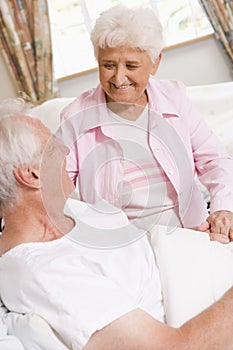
1,81,233,349
186,81,233,156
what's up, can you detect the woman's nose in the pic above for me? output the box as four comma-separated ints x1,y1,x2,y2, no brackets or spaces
114,66,127,86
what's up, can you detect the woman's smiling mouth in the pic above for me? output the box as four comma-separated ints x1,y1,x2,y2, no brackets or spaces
111,83,133,90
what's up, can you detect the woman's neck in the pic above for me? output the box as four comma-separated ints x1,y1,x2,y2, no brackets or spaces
106,92,148,121
107,102,147,121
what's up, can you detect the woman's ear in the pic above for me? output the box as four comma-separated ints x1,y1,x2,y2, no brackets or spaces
13,167,40,189
151,53,162,76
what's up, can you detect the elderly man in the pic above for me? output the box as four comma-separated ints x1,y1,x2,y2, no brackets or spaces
0,99,233,350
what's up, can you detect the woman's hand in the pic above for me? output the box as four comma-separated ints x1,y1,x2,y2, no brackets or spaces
197,210,233,243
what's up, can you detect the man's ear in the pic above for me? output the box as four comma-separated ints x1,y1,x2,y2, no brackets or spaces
151,52,162,76
13,167,40,189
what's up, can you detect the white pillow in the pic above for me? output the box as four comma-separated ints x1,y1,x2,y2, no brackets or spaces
150,225,233,326
0,302,24,350
0,323,24,350
1,302,69,350
29,97,75,134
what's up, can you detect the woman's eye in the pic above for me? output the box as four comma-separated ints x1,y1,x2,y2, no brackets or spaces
104,64,115,69
127,65,138,70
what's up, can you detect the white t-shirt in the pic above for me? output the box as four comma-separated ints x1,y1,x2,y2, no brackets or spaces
109,108,181,230
0,198,164,350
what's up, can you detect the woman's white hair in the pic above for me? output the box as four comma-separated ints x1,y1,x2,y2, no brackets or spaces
91,5,164,63
0,99,41,215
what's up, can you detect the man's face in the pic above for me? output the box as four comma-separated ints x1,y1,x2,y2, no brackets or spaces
31,118,74,200
98,46,159,106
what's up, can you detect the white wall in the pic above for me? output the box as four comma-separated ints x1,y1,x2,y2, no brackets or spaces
157,36,233,85
0,35,232,100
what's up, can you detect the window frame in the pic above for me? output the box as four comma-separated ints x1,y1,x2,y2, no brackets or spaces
48,0,214,81
57,33,214,83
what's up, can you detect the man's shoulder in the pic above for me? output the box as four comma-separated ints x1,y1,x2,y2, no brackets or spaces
66,198,129,229
65,198,147,248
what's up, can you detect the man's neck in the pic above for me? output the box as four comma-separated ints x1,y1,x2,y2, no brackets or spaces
0,206,74,256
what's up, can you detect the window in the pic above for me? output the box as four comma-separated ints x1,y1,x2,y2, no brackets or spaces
48,0,213,79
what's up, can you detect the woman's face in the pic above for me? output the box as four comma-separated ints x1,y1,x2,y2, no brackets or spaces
98,46,160,106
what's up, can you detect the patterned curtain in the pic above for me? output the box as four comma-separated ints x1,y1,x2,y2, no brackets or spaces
199,0,233,65
0,0,59,104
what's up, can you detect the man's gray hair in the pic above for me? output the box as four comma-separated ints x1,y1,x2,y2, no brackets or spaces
91,5,164,63
0,99,41,215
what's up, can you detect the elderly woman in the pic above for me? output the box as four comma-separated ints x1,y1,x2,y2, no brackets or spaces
59,5,233,241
